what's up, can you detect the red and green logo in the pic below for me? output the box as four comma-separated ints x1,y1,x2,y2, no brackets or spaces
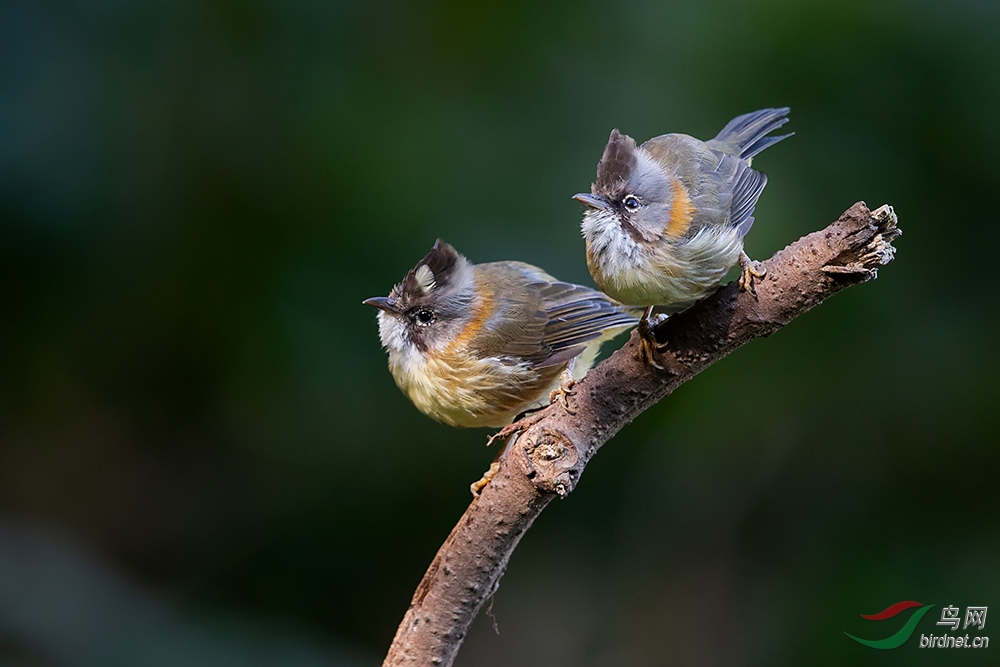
844,601,935,649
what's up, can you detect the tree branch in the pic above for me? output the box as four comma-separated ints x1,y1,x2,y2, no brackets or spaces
382,202,901,667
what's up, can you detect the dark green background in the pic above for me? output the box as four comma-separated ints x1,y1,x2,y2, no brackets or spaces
1,0,997,665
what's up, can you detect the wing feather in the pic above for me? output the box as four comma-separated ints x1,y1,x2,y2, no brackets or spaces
726,158,767,238
536,281,639,352
695,149,768,238
471,263,638,367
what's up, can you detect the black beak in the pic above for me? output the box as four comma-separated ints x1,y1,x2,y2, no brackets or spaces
363,296,400,314
573,193,609,210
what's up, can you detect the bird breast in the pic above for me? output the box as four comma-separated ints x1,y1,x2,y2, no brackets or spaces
387,345,560,428
586,223,745,307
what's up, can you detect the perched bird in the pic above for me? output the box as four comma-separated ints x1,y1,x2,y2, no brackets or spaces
364,240,639,430
575,107,792,364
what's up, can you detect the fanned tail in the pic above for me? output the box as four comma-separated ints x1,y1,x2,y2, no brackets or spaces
707,107,792,160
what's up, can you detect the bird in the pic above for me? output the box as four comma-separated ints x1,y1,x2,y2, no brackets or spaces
364,240,639,493
574,107,792,366
365,239,639,428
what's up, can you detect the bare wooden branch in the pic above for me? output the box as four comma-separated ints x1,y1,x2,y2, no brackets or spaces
382,202,901,667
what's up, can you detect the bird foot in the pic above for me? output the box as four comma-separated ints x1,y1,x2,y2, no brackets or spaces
485,411,543,448
485,425,518,449
476,425,524,496
738,251,766,295
549,368,577,414
470,460,501,497
636,306,669,369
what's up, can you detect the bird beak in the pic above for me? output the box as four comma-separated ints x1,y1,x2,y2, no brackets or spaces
363,296,401,314
573,193,609,210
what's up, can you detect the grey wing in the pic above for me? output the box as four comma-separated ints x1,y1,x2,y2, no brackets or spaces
729,160,767,238
683,147,767,239
473,263,638,368
533,281,640,367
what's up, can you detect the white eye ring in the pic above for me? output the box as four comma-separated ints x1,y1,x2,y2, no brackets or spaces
623,195,641,211
413,309,435,326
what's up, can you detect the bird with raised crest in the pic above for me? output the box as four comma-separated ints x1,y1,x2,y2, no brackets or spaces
575,107,792,366
364,240,639,493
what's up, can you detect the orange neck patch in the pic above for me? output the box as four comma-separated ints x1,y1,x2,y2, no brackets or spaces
665,179,696,239
446,282,493,352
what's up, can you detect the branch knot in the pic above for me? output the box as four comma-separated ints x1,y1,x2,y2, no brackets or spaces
520,428,580,497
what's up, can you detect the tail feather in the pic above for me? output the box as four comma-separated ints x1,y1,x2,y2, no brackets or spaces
707,107,792,160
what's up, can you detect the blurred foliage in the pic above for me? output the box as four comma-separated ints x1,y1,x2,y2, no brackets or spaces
1,0,998,665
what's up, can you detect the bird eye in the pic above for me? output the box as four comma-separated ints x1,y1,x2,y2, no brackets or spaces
623,195,641,211
413,309,435,326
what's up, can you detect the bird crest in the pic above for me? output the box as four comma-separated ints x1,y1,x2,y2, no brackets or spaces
398,239,463,301
595,129,637,198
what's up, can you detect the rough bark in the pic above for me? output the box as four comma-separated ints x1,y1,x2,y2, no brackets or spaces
382,202,901,667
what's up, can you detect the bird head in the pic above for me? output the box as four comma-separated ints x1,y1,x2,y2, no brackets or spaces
575,129,676,246
364,240,476,359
